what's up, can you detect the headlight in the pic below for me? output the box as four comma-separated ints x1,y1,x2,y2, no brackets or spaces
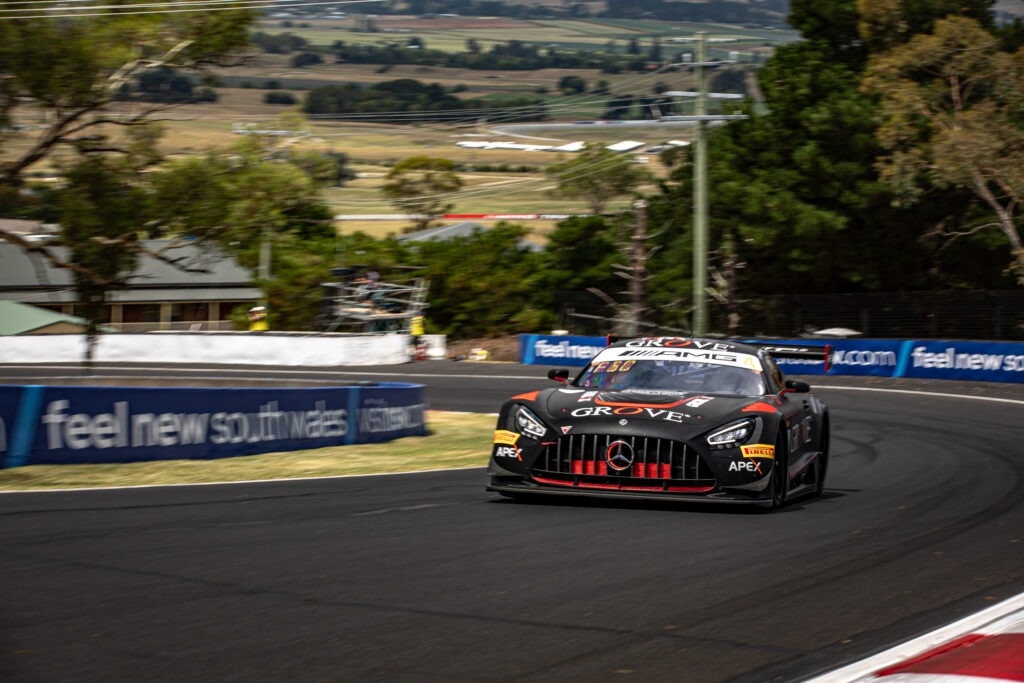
706,419,755,449
514,405,548,440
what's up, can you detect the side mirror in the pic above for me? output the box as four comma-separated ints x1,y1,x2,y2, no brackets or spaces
548,369,570,384
784,379,811,393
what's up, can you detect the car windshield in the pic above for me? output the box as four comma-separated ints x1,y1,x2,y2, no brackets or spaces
575,358,766,397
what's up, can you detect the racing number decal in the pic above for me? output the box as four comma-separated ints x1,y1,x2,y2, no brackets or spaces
788,417,812,454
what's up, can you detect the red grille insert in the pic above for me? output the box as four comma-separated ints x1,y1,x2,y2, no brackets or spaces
530,433,715,493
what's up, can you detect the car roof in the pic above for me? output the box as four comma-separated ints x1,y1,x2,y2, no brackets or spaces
606,337,761,355
591,337,765,371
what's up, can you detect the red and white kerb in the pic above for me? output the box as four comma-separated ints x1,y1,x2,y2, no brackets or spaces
806,594,1024,683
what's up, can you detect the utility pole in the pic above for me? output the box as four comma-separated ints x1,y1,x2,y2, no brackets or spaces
666,34,747,337
628,199,648,336
693,31,709,337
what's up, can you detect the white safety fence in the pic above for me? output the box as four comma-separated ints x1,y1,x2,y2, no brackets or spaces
0,332,448,366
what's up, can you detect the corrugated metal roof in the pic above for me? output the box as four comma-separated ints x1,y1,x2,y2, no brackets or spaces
0,240,260,303
396,221,543,253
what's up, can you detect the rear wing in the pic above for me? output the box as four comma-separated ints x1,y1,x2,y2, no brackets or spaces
603,335,832,371
752,343,833,372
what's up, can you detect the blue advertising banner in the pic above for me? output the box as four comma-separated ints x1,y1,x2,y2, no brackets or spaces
0,386,27,467
519,335,1023,384
768,339,903,378
353,383,429,445
1,383,428,469
519,334,606,367
897,341,1024,383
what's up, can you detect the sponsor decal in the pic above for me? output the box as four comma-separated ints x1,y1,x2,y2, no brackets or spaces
493,430,521,446
732,443,775,474
560,426,573,435
590,346,763,372
684,396,714,408
624,338,734,350
493,444,521,460
569,406,696,423
729,460,763,473
578,391,598,403
740,444,775,459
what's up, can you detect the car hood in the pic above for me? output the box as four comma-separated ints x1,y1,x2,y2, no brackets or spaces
539,387,759,430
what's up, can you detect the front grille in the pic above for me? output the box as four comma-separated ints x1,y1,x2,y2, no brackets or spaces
531,433,715,493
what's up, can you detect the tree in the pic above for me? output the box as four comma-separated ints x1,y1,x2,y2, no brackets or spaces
863,16,1024,283
60,156,147,368
411,223,546,336
0,8,256,286
640,0,1013,335
857,0,996,53
558,75,587,95
545,144,651,215
134,112,337,330
0,10,254,191
382,156,464,232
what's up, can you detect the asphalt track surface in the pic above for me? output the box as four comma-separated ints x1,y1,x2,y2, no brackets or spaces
1,361,1023,682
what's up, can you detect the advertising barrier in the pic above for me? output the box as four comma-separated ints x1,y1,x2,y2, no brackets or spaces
519,335,1024,384
0,383,428,469
519,334,607,367
899,340,1024,383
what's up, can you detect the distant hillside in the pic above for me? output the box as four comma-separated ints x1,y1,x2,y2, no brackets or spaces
269,0,790,27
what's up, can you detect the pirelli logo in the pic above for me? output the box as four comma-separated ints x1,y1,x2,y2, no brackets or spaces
493,430,521,446
740,444,775,459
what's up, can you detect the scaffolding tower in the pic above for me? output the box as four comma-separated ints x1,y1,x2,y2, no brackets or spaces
316,266,429,333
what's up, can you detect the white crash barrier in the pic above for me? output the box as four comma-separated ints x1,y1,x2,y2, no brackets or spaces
0,332,431,366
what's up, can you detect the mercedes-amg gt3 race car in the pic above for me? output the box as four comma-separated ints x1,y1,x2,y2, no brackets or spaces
487,337,831,509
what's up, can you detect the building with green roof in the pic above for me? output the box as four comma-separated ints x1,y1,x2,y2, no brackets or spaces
0,300,90,335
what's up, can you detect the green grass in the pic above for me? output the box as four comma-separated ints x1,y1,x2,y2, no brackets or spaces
0,412,496,491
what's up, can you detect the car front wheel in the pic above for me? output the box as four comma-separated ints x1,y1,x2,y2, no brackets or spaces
769,430,789,510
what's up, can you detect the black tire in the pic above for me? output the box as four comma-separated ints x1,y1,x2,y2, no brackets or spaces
813,418,830,497
769,429,789,510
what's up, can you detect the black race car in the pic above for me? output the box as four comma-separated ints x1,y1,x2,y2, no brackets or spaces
487,337,831,509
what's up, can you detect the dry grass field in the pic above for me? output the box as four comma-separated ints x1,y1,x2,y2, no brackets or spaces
5,16,795,238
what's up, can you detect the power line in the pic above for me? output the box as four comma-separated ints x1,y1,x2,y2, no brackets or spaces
0,0,383,19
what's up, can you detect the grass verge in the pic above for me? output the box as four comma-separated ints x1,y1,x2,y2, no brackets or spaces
0,411,494,492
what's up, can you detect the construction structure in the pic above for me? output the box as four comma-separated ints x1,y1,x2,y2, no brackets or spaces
316,266,429,334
